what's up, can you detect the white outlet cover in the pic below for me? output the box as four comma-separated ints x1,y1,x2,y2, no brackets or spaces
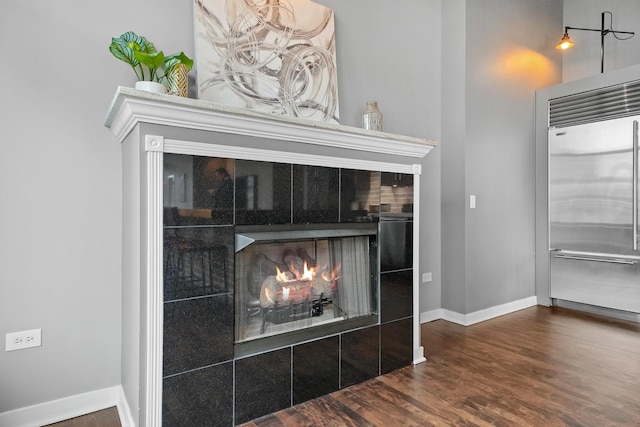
6,329,42,352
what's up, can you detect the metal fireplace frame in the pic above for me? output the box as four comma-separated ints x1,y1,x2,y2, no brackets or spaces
234,223,379,356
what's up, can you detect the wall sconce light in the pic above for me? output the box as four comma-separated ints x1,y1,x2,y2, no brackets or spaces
555,11,635,73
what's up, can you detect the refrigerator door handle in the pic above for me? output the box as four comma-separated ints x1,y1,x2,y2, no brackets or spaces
552,253,637,265
634,120,638,251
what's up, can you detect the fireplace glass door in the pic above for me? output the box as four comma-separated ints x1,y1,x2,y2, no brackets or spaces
235,225,377,345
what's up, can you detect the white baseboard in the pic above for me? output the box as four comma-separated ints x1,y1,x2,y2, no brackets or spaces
116,387,135,427
0,385,134,427
420,296,538,326
420,308,444,324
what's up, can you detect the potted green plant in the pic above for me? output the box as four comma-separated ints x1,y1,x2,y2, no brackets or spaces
109,31,193,95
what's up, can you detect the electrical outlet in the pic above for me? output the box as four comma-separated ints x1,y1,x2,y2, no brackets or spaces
422,272,432,283
6,329,41,352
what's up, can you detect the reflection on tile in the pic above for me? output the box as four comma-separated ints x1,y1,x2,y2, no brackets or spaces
380,172,413,189
293,165,339,223
341,326,379,388
340,169,380,223
164,154,235,226
379,220,413,272
235,348,291,425
381,317,413,375
380,172,413,217
380,270,413,323
163,227,233,301
235,160,292,225
163,295,234,376
293,336,339,405
163,362,233,427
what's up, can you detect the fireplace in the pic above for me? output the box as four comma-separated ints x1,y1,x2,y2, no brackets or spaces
234,224,378,354
106,87,434,426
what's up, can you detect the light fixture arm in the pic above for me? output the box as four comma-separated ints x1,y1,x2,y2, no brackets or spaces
562,12,635,73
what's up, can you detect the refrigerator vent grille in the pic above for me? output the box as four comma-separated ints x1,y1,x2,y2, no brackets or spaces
549,79,640,127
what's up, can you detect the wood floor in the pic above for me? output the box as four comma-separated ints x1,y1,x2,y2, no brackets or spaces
242,306,640,427
48,306,640,426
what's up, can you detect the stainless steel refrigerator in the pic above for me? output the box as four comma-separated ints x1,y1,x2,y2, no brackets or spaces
549,116,640,314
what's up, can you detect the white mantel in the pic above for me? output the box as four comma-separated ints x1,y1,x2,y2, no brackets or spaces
105,86,436,158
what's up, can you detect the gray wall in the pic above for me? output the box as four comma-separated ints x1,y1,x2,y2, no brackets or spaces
317,0,443,315
0,0,195,414
441,0,468,314
441,0,563,314
0,2,126,412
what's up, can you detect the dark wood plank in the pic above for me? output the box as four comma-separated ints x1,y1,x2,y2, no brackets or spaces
239,306,640,427
250,413,286,427
43,406,121,427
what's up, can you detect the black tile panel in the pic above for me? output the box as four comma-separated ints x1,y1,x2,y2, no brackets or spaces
340,169,380,223
380,317,413,375
293,336,339,405
164,154,234,226
163,295,234,376
379,220,413,272
162,361,233,427
235,348,292,425
235,160,292,225
340,326,380,388
163,226,233,301
380,270,413,323
293,165,339,223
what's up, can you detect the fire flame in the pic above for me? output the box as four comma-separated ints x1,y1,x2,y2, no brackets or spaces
275,266,289,282
301,262,316,281
275,262,340,283
322,262,341,282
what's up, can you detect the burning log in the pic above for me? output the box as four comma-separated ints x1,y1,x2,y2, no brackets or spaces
260,275,312,308
256,247,339,310
260,274,335,308
311,274,334,299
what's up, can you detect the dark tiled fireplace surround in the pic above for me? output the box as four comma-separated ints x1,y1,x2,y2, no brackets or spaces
105,87,434,427
162,156,414,425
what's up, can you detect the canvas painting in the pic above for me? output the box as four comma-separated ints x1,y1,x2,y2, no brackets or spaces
194,0,340,123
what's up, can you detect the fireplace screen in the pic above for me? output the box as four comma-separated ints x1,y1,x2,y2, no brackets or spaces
235,225,377,345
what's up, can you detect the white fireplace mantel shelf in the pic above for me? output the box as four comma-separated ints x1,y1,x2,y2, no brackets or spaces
104,86,436,158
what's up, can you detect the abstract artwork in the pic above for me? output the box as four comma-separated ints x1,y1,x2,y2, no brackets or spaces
194,0,340,123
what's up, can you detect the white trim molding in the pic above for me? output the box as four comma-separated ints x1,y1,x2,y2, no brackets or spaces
105,87,436,158
420,297,538,326
144,146,164,427
163,139,417,174
0,385,133,427
412,166,426,365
